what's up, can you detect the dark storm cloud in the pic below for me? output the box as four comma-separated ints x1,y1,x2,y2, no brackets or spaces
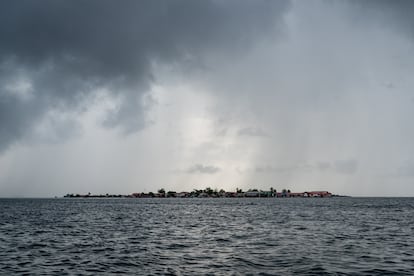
0,0,290,151
348,0,414,34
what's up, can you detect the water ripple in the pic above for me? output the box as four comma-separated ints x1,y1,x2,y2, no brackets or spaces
1,198,414,275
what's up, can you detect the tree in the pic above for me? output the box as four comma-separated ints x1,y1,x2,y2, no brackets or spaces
158,188,165,194
193,189,201,195
205,187,213,196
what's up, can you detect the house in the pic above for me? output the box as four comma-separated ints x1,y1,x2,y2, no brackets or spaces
245,191,260,197
289,192,304,197
176,192,188,198
307,191,332,197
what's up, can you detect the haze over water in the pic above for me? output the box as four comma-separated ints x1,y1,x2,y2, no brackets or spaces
1,197,413,275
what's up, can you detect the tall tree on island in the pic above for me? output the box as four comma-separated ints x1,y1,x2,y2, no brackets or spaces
158,188,166,197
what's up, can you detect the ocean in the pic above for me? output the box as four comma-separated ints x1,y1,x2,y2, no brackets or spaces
0,197,413,275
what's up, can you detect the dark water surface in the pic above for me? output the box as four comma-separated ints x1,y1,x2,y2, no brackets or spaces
1,198,414,275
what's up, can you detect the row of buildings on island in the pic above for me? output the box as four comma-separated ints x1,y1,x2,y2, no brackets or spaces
64,189,334,198
131,190,332,198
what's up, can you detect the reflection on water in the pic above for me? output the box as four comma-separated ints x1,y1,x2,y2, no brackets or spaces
0,198,413,275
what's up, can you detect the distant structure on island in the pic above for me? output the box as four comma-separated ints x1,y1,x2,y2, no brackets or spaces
64,188,339,198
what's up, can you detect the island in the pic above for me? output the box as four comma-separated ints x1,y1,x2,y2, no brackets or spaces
64,188,345,198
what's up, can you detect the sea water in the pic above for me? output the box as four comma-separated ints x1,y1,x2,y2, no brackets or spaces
0,197,413,275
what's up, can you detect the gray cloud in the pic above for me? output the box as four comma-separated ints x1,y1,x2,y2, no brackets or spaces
387,164,414,178
255,160,358,175
334,160,358,175
349,0,414,30
316,162,332,171
238,127,269,137
0,0,290,151
187,164,221,174
255,165,300,174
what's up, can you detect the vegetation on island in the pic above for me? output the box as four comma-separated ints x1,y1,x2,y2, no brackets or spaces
64,187,336,198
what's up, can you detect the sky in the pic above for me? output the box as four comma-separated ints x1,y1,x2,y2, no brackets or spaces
1,0,414,197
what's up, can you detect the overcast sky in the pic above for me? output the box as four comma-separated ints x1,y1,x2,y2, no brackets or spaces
1,0,414,197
